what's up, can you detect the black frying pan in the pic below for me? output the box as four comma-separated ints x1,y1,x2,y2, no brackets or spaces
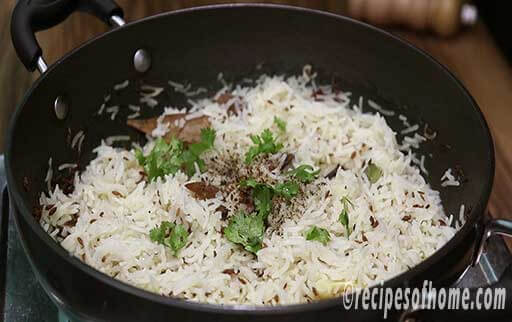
6,0,512,321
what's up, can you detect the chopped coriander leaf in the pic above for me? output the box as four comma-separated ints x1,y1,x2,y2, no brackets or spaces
365,162,382,184
338,209,350,237
180,149,205,177
232,178,301,252
240,178,301,217
165,223,189,254
136,138,185,181
224,212,265,253
339,196,353,237
274,116,286,133
136,128,216,180
287,164,320,183
149,221,189,255
149,221,174,243
240,179,274,219
135,149,145,165
181,128,216,176
304,226,331,245
239,178,261,189
274,181,299,199
188,127,216,156
252,185,274,219
245,146,261,165
244,129,283,164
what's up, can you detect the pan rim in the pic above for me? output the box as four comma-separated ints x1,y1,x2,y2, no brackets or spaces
5,2,495,315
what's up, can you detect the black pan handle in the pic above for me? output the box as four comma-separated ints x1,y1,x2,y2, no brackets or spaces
11,0,124,73
404,218,512,321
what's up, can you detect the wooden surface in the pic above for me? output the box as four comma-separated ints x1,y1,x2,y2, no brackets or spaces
0,1,511,250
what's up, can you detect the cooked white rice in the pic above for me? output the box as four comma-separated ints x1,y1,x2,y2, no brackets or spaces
106,106,119,121
39,73,457,305
441,168,460,187
57,163,78,171
113,80,129,91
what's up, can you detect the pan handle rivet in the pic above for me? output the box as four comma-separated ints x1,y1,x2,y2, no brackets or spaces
134,49,151,73
54,96,68,120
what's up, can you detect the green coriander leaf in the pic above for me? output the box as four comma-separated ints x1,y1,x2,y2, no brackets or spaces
138,138,184,181
182,128,216,175
304,226,331,245
200,127,216,146
232,177,302,253
149,221,175,244
252,184,274,219
338,209,349,236
135,148,145,165
244,146,261,165
224,212,265,253
287,165,320,183
339,196,353,237
163,223,189,255
260,129,277,146
250,134,261,145
240,178,301,218
274,116,286,133
150,221,189,255
188,128,216,156
180,150,202,177
240,178,260,189
136,129,216,180
274,181,299,199
244,129,283,164
240,180,275,219
365,162,382,184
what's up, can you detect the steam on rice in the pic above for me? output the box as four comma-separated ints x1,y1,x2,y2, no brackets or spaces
39,72,457,305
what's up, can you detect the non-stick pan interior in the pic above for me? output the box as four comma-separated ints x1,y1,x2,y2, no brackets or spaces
6,3,493,304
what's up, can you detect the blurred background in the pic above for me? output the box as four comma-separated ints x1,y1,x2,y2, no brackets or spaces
0,0,511,219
